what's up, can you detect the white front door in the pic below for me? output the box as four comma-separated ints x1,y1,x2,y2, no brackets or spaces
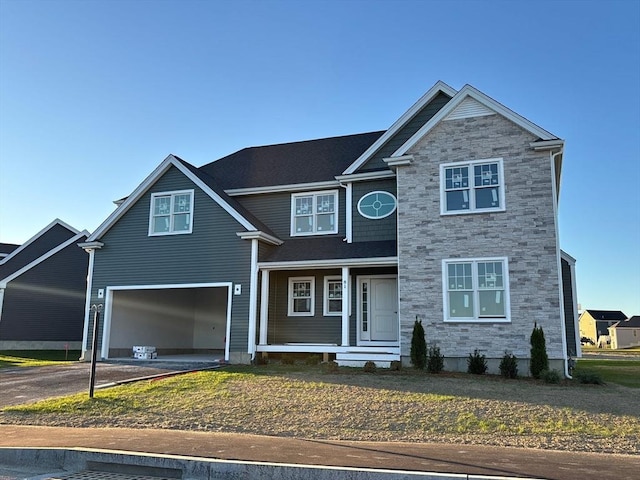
359,276,398,344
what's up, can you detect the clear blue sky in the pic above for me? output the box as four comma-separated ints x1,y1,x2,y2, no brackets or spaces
1,0,638,317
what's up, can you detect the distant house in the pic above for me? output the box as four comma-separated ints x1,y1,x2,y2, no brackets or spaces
0,220,89,350
579,310,627,347
79,81,577,376
609,316,640,349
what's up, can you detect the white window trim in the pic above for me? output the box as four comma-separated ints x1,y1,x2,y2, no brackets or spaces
357,190,397,220
290,190,339,237
288,276,315,317
149,189,195,236
441,257,511,323
440,158,505,215
323,275,352,317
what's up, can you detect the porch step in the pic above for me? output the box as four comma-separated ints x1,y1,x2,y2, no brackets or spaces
335,352,401,368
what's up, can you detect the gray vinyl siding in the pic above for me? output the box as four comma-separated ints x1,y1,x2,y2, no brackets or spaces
0,224,76,279
88,166,253,353
237,188,347,240
357,92,452,172
352,179,397,243
266,269,354,345
0,241,88,341
562,257,577,356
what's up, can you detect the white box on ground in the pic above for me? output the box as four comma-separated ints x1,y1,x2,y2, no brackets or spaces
132,346,156,353
133,351,157,360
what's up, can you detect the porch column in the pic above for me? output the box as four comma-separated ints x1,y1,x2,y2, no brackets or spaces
247,239,259,357
259,269,269,345
341,266,350,346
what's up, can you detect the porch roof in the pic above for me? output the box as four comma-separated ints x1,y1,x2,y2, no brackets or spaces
261,238,397,263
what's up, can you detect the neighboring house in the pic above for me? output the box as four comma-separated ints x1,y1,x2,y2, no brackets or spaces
0,243,20,260
579,309,627,346
608,316,640,349
79,81,577,375
0,220,89,350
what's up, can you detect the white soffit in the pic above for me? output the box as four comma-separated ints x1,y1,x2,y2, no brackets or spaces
444,96,495,121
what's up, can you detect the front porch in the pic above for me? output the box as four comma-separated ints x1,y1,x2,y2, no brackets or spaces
253,260,400,367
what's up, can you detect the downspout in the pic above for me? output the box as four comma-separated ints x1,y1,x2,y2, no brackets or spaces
340,182,352,243
550,147,572,379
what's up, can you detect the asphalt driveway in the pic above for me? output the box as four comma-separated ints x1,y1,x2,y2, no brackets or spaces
0,362,190,408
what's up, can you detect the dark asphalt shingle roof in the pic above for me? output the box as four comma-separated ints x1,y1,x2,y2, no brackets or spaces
262,238,396,263
611,316,640,328
585,310,628,321
0,243,19,255
199,131,385,190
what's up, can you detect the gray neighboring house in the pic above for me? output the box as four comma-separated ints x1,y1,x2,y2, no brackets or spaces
80,81,578,375
0,219,89,350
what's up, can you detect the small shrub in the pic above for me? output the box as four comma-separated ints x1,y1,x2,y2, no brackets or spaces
467,349,488,375
305,354,321,365
390,360,402,371
363,361,377,373
499,352,518,379
426,345,444,373
280,354,295,365
410,319,427,370
530,324,549,378
323,360,339,373
574,370,604,385
540,369,562,384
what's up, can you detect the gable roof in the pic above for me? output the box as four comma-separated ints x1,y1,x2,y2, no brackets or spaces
86,155,280,243
392,84,561,158
0,219,80,277
0,230,89,287
611,316,640,329
584,310,628,321
0,243,19,257
343,81,457,175
200,131,385,190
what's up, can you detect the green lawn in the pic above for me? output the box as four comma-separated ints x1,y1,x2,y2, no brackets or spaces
574,359,640,388
0,350,81,368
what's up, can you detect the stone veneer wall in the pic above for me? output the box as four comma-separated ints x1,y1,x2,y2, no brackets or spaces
396,113,565,371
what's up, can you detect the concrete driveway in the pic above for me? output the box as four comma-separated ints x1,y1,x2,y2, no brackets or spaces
0,362,196,408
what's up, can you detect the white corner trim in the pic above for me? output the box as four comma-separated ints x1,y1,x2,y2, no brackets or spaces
0,219,81,265
0,231,88,287
393,85,559,158
87,155,257,242
342,81,457,175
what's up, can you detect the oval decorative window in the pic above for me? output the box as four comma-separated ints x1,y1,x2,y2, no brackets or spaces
357,191,397,219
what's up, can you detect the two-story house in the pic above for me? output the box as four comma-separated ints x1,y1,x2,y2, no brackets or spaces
79,81,577,375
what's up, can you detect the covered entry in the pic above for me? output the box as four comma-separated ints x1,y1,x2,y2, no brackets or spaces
101,283,231,360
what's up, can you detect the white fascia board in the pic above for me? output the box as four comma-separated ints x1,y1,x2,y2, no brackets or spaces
561,250,577,264
78,241,104,251
0,219,81,265
225,180,340,196
335,171,395,183
342,81,458,175
393,85,559,157
87,155,257,242
236,231,283,246
259,256,398,270
0,231,88,287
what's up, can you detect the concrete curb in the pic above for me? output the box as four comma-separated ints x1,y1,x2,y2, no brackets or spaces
0,447,543,480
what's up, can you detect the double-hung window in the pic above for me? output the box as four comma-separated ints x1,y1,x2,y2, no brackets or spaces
291,190,338,236
288,277,315,316
149,190,194,235
441,158,504,214
324,276,343,316
442,257,510,322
